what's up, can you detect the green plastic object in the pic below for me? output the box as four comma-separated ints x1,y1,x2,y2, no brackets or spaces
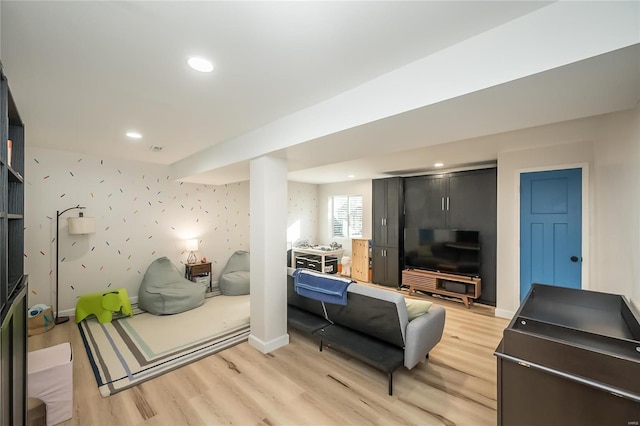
75,288,133,323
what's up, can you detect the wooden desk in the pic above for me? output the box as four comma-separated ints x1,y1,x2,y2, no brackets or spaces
185,262,213,292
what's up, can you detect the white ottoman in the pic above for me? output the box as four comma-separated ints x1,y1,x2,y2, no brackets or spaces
27,343,73,426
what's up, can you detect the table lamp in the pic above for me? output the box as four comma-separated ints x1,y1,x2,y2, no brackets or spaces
186,239,198,264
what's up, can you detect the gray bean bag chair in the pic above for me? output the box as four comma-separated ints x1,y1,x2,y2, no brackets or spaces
219,251,250,296
138,257,206,315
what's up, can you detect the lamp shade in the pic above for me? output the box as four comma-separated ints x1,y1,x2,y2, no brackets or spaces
67,217,96,235
186,239,199,251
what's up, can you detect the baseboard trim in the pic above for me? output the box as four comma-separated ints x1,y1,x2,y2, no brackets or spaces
248,333,289,354
494,308,515,320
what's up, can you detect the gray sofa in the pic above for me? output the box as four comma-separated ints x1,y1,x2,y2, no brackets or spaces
287,272,446,395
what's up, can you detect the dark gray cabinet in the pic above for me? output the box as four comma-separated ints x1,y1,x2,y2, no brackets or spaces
1,280,27,426
372,178,403,287
404,169,497,305
372,246,399,287
404,175,447,229
373,178,403,247
495,284,640,425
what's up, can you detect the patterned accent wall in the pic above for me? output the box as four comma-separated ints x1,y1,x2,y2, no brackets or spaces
25,147,250,315
287,181,318,246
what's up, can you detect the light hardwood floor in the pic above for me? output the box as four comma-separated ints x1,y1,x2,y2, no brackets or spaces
29,290,508,426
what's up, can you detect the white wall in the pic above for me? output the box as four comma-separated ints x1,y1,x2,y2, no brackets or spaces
593,106,640,310
25,147,251,315
497,140,594,317
317,179,372,256
496,106,640,317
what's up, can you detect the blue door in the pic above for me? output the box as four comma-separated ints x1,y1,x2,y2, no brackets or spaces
520,169,582,301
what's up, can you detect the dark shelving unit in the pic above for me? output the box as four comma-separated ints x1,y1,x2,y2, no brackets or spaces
0,62,28,426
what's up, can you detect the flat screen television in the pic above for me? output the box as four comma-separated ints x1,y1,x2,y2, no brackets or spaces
404,228,480,277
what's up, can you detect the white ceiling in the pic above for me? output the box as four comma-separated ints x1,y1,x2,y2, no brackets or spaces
1,1,638,185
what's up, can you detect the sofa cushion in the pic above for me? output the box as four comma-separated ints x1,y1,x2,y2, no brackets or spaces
325,283,408,348
314,324,404,373
287,305,332,334
287,275,330,318
405,298,433,321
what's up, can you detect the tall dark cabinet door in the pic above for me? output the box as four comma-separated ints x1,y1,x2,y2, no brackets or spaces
448,169,497,305
448,170,496,229
404,175,447,229
383,247,399,286
373,178,403,247
372,178,404,288
372,180,387,246
384,178,403,245
371,246,386,286
371,246,399,287
372,177,404,248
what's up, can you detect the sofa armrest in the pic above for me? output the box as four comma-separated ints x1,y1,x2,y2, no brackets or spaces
403,305,446,369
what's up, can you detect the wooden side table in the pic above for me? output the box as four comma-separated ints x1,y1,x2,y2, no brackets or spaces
185,262,213,292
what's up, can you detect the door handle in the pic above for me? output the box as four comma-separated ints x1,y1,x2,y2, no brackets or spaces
446,197,450,211
441,197,445,211
570,256,580,263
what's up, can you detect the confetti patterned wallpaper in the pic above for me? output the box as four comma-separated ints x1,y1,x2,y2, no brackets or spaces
24,147,318,315
287,181,318,246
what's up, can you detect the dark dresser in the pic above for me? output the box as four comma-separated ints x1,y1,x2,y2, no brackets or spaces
495,283,640,426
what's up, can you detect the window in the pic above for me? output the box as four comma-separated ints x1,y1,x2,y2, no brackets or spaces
330,195,363,238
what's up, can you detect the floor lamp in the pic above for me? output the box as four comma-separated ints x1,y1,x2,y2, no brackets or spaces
55,205,96,324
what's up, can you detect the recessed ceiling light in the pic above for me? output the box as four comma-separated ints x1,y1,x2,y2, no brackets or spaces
434,162,444,168
187,57,214,73
126,131,142,139
347,174,355,179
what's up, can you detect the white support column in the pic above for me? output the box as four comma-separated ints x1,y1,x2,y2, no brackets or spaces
248,155,289,353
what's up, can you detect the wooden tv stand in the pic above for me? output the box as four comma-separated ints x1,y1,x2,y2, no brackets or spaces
402,269,481,308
